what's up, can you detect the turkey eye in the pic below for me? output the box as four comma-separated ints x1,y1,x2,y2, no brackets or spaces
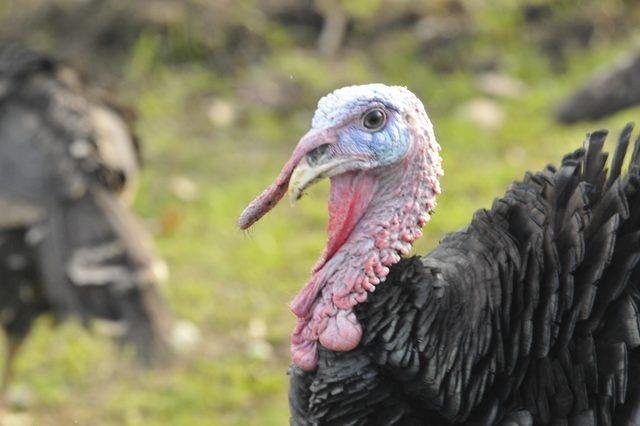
362,108,386,130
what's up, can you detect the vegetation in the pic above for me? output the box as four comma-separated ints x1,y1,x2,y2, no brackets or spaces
2,0,640,424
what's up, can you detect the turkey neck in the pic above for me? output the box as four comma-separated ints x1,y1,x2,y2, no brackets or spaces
290,123,443,370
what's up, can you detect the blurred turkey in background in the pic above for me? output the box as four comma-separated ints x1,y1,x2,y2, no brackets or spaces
0,47,172,395
555,52,640,123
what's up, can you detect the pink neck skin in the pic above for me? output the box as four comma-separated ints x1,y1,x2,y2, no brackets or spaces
290,122,443,370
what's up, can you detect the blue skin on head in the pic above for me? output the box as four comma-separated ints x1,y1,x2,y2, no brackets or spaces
310,84,419,170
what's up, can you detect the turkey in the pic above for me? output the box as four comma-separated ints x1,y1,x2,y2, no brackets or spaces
0,47,171,393
240,83,640,425
556,53,640,124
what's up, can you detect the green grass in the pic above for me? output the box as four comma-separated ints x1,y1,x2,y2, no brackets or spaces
5,4,640,425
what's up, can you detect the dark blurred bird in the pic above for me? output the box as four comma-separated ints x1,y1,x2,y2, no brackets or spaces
556,53,640,123
240,84,640,425
0,47,171,393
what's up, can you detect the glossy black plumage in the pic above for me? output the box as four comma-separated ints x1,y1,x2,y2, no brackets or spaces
0,48,170,385
290,124,640,425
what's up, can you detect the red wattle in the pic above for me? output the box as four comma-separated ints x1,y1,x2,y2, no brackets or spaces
291,172,378,317
317,172,378,271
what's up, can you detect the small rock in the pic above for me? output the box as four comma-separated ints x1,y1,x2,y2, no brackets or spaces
5,385,35,411
476,72,525,99
170,320,202,353
247,318,267,339
170,176,199,202
150,258,170,284
457,98,505,130
246,318,272,360
246,339,274,361
1,412,33,426
207,98,236,128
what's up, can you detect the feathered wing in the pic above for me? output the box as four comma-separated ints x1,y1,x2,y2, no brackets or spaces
291,125,640,425
0,48,170,362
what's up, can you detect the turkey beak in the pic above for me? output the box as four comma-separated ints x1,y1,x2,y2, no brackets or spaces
288,144,350,204
238,128,336,230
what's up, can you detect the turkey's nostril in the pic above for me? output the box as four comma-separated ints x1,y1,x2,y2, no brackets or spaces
305,144,331,167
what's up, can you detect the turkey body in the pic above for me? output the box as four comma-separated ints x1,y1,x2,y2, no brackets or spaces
289,126,640,425
0,47,170,385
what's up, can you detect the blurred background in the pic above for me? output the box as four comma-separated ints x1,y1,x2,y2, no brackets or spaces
1,0,640,424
